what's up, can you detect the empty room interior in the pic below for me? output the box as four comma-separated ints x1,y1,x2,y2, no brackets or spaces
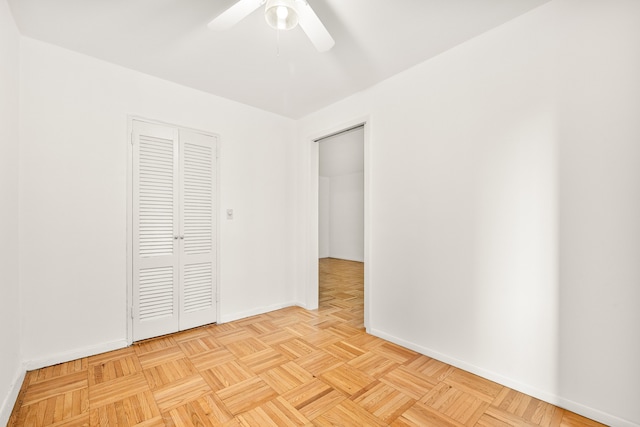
1,0,639,426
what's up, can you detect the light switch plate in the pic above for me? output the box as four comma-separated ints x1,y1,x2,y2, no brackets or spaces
226,209,233,220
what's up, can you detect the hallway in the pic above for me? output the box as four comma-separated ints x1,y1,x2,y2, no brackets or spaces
319,258,364,329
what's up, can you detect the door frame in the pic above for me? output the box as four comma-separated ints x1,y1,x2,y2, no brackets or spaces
306,116,371,330
126,116,221,345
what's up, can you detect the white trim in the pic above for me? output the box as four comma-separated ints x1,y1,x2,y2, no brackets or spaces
294,302,312,310
327,256,364,263
0,367,26,426
362,120,372,331
308,139,319,309
370,328,638,427
219,302,300,324
215,137,222,325
126,118,134,344
23,339,128,371
306,116,372,329
126,115,221,344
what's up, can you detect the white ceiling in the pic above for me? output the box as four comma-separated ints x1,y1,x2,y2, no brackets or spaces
7,0,549,119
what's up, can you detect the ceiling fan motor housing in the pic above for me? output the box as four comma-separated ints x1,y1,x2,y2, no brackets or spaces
265,0,299,30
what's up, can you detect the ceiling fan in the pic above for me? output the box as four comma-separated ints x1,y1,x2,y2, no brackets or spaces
208,0,335,52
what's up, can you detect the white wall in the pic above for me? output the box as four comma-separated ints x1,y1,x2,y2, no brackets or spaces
296,1,640,426
318,176,330,258
18,37,297,367
318,172,364,262
318,127,364,262
319,128,364,177
328,172,364,262
555,1,640,422
0,0,23,423
5,1,640,426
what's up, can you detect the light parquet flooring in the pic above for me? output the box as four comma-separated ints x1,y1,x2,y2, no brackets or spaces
8,258,606,427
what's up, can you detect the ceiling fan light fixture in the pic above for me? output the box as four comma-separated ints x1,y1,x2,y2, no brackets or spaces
265,0,298,30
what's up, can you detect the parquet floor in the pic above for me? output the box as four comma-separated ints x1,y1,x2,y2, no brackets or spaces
8,258,606,426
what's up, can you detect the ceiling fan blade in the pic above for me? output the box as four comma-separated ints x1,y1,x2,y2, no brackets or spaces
208,0,264,31
296,1,335,52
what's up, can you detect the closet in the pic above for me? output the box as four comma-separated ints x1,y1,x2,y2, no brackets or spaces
131,119,218,342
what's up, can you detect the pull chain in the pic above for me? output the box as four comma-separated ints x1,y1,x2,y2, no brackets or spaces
277,28,280,57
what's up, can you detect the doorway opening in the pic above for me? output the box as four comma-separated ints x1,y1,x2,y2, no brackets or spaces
309,120,370,329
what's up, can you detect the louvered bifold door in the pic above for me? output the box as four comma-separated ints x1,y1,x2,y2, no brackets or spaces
132,121,180,341
178,130,217,330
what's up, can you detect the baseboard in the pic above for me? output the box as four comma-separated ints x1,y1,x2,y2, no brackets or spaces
23,339,129,371
219,302,299,324
553,396,639,427
0,367,26,426
370,328,638,427
327,256,364,263
294,301,310,310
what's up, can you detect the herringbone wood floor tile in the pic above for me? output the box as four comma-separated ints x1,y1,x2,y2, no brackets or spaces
143,358,198,390
201,361,255,391
405,354,456,382
164,394,233,427
318,364,375,396
312,399,386,426
391,401,467,427
178,335,221,357
89,390,160,426
381,365,439,400
258,362,315,394
89,372,149,408
421,382,490,426
239,348,290,374
216,377,278,415
351,381,415,424
189,347,236,372
152,374,212,413
281,378,345,421
21,372,88,407
490,388,563,427
323,340,366,362
88,352,142,387
235,397,309,427
348,351,399,379
30,360,88,386
8,258,608,427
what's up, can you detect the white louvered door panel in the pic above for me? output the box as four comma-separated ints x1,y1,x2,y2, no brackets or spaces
178,130,217,330
132,121,180,341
